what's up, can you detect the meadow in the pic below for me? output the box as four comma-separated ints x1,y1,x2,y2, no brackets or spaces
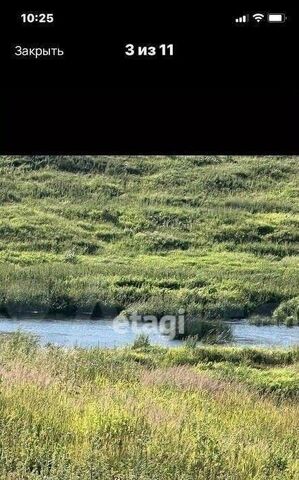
0,155,298,326
0,332,298,479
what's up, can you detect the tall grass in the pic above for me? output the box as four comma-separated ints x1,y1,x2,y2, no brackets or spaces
0,156,298,323
0,333,297,479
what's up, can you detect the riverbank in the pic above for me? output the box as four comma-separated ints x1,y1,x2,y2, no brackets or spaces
0,156,298,324
0,332,298,479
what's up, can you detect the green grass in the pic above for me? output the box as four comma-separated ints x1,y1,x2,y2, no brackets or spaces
196,362,299,399
0,332,298,479
0,156,298,324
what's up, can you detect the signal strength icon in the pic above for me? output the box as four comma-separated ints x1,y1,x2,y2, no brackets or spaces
252,13,265,23
235,14,248,23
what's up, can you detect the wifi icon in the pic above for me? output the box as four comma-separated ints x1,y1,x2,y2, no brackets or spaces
253,13,265,23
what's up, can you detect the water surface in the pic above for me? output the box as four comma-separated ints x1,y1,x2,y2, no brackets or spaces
0,317,298,348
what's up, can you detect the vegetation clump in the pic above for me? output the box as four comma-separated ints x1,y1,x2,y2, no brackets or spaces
273,297,299,326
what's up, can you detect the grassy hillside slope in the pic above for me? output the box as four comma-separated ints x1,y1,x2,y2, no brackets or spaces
0,156,298,322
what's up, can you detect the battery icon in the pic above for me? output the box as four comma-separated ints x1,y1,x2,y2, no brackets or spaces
267,13,286,23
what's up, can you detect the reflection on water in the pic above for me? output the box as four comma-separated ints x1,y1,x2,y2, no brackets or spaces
0,317,298,348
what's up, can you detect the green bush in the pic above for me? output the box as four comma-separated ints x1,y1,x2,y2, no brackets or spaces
273,298,299,325
176,318,233,343
132,333,151,349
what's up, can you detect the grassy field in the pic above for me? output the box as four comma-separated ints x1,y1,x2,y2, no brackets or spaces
0,157,298,479
0,156,298,325
0,332,297,479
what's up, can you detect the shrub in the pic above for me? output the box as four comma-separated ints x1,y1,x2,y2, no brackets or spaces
132,333,150,349
273,298,299,325
176,318,233,343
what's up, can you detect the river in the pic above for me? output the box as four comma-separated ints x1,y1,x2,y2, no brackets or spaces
0,317,298,348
